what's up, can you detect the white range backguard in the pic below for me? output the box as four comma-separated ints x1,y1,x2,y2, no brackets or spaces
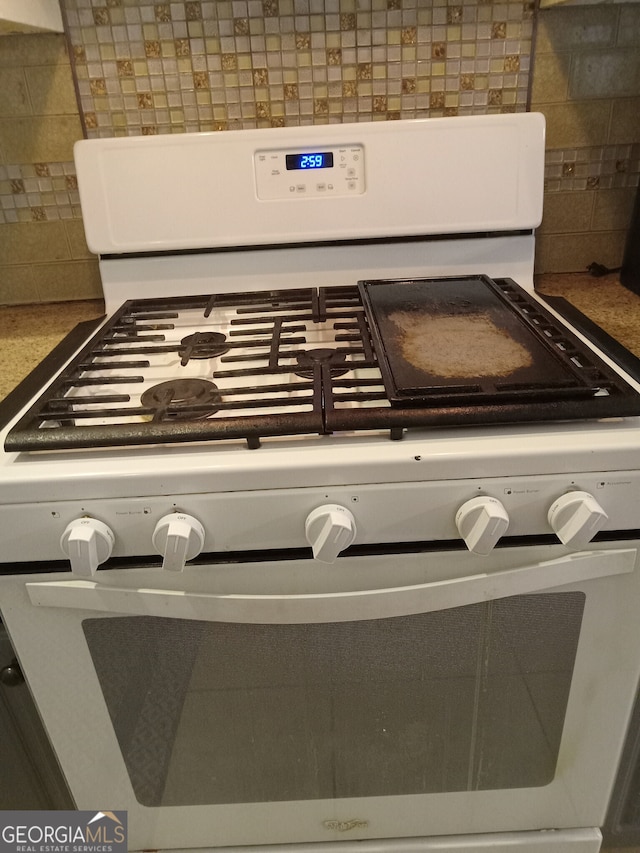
75,113,545,255
1,113,640,853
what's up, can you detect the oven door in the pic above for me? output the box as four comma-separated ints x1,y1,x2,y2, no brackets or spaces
1,541,639,852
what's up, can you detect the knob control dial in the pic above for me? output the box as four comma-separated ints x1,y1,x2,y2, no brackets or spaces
305,504,356,564
548,491,608,549
60,517,115,577
152,512,205,572
456,496,509,556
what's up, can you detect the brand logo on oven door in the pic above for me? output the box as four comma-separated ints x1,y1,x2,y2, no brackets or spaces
0,811,127,853
323,819,369,832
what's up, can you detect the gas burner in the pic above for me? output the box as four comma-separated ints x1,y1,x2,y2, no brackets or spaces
141,379,222,420
295,348,350,379
179,332,229,364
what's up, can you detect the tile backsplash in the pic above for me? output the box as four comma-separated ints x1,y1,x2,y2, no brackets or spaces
533,3,640,273
0,33,102,303
0,0,638,305
66,0,534,135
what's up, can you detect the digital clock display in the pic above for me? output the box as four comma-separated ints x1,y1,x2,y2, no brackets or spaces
285,152,334,171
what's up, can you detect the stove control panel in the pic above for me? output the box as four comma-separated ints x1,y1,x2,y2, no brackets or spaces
254,145,365,200
8,471,640,566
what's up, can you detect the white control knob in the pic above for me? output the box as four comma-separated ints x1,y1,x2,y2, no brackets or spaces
60,517,115,578
305,504,356,564
152,513,205,572
455,496,510,556
548,491,608,549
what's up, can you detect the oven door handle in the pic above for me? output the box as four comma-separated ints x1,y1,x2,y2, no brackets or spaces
25,548,636,624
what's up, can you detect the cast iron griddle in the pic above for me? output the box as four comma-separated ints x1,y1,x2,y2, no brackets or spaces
359,275,625,405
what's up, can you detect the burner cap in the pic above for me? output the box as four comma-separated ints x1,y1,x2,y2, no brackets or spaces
179,331,229,363
295,348,350,379
141,379,222,420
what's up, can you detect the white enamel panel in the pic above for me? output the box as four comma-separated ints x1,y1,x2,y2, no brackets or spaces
100,234,534,311
25,549,637,622
161,832,603,853
97,233,537,310
74,113,545,254
3,411,640,509
2,471,640,563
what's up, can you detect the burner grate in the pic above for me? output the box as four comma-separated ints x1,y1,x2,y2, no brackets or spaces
5,280,640,452
5,287,371,451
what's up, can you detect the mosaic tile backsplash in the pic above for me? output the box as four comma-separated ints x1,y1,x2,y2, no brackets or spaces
0,161,80,224
65,0,534,136
545,145,640,195
0,1,639,305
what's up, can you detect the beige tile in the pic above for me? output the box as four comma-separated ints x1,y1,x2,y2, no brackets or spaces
602,846,640,853
539,191,595,234
530,52,571,104
0,33,67,67
34,260,103,302
64,219,95,260
535,101,611,148
536,6,618,54
617,5,640,47
609,97,640,144
592,187,637,231
570,48,640,99
0,222,71,265
535,229,627,273
25,64,79,116
0,68,32,117
0,115,83,163
534,237,552,276
0,264,39,305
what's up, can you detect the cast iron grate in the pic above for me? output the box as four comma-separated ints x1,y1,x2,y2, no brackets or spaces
5,278,640,452
4,287,373,450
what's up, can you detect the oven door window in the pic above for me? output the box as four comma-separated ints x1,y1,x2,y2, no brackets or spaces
82,591,584,808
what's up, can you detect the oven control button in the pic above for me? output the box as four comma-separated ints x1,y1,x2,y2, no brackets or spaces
455,496,510,556
60,517,115,578
152,512,205,572
548,491,608,549
305,504,356,564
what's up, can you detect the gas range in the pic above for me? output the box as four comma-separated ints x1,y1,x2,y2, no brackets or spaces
2,112,640,556
3,113,640,853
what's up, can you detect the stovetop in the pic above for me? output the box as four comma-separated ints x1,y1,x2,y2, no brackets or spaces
5,277,640,453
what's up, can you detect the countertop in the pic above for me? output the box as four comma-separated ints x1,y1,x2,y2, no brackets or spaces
536,271,640,356
1,272,640,402
0,299,105,401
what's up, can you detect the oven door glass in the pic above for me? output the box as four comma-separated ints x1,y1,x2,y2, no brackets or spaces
83,594,583,806
2,542,640,851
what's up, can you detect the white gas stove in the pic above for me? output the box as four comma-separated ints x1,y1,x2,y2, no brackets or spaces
1,113,640,853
